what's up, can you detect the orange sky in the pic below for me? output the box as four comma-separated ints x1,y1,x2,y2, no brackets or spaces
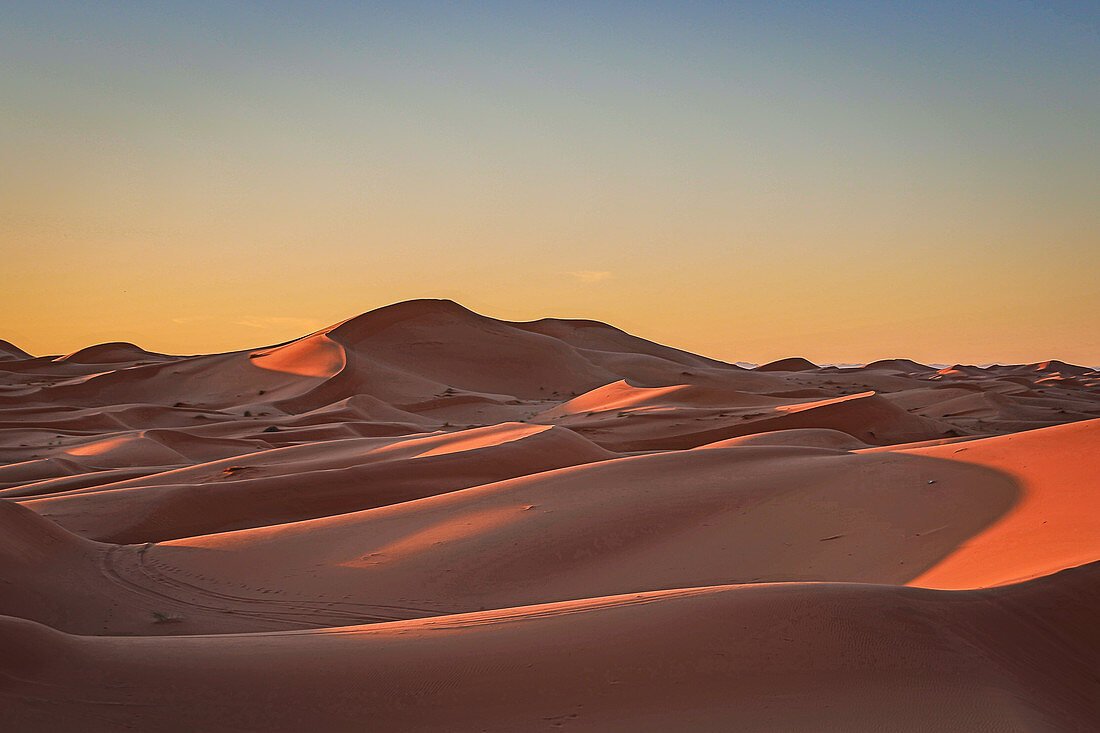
2,3,1097,366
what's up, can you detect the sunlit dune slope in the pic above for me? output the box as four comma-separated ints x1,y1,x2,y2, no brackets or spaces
8,420,1095,636
22,423,615,543
892,419,1100,589
0,300,1097,731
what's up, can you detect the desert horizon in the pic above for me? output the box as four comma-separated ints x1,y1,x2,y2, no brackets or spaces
4,1,1098,730
6,299,1099,372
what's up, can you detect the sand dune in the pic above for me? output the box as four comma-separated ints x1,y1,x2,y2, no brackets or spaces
896,419,1100,588
756,356,819,371
22,424,615,543
0,300,1096,730
0,340,32,361
550,389,964,451
2,564,1095,731
55,342,178,365
861,358,933,372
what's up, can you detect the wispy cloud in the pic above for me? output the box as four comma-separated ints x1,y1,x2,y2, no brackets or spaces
566,270,614,283
233,316,326,332
170,315,326,333
170,316,218,325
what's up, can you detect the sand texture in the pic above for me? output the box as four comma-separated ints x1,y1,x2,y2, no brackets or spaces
1,300,1097,731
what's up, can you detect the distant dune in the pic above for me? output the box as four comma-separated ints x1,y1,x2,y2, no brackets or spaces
1,300,1097,731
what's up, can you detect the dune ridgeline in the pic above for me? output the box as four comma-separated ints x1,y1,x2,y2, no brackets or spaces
1,300,1098,731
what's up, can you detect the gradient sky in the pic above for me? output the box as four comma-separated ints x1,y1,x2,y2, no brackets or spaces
3,1,1097,365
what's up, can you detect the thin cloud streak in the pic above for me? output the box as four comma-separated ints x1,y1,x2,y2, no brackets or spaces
171,315,326,332
567,271,614,284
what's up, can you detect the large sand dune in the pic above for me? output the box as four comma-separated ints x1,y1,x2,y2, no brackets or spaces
1,300,1097,731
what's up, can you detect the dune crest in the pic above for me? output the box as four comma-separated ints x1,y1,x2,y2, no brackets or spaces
1,300,1097,730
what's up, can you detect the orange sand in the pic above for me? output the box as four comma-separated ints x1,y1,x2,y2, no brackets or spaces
1,300,1096,731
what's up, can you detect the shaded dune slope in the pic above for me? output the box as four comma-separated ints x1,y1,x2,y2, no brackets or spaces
0,300,1097,731
2,563,1096,732
22,423,615,543
6,419,1096,637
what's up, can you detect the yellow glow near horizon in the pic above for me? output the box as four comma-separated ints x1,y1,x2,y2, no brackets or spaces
2,3,1097,366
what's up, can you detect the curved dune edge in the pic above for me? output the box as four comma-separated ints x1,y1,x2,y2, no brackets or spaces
19,423,616,543
2,563,1096,732
1,301,1098,731
896,419,1100,589
2,419,1095,638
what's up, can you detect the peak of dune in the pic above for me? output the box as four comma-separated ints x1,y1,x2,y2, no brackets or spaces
318,300,733,373
330,300,624,342
862,358,931,372
55,342,174,364
936,363,987,377
1028,359,1092,376
262,299,758,407
0,339,32,361
756,357,818,372
325,299,480,341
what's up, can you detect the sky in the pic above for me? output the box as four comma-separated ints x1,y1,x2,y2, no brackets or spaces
2,1,1097,365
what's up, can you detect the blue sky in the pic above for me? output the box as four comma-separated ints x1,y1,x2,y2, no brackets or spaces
2,1,1097,363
